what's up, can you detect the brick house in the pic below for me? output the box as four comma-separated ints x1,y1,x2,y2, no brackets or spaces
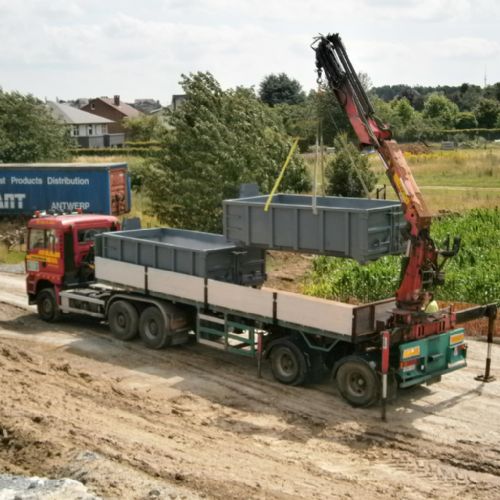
82,95,143,134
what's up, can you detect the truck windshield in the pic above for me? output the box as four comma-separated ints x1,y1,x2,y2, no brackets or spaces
29,229,58,251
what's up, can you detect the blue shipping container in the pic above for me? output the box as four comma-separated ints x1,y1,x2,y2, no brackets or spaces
0,163,131,216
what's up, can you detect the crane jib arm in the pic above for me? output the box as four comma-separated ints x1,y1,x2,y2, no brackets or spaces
313,33,459,315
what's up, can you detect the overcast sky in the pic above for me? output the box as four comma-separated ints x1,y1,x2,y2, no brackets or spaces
1,0,500,105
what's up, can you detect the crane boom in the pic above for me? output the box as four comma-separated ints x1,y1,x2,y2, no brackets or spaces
313,33,459,317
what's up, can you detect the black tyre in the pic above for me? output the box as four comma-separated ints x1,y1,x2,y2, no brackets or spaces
139,306,171,349
336,357,380,408
36,288,61,322
270,340,307,386
108,300,139,341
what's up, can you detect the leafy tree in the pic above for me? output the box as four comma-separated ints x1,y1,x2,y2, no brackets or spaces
123,114,166,141
0,89,70,162
422,93,459,128
371,97,428,142
325,134,376,197
474,98,500,128
393,97,416,127
275,86,352,151
145,72,311,233
454,111,478,129
259,73,306,106
484,82,500,102
457,83,483,111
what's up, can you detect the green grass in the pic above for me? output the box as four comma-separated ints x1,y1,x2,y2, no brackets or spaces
0,249,25,264
371,148,500,188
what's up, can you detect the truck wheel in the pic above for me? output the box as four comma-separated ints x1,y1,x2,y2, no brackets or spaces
335,357,380,408
139,306,170,349
36,289,61,322
270,340,307,386
108,300,139,341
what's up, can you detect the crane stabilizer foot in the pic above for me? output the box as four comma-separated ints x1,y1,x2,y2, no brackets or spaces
475,374,496,383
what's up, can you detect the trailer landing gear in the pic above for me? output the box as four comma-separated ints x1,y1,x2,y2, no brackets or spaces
475,308,497,383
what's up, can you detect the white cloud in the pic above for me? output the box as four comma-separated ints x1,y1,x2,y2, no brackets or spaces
0,0,499,100
433,37,500,58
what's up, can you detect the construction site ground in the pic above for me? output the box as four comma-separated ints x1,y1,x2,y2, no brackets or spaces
0,271,499,499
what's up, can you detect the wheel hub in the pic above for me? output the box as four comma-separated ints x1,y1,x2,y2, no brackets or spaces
148,320,159,336
348,373,367,395
117,313,126,327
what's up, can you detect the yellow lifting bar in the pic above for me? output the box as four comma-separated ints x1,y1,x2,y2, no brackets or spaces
264,137,300,212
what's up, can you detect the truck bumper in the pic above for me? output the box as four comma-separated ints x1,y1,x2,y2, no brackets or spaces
398,328,467,389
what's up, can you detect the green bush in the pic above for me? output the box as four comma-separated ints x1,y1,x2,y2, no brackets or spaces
124,140,161,148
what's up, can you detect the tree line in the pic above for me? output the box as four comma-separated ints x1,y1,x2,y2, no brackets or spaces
3,71,499,233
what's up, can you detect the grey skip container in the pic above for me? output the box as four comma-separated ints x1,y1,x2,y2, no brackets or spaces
95,228,266,286
223,194,406,263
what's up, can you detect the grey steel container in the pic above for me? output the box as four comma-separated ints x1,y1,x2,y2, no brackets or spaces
223,194,406,263
96,228,266,286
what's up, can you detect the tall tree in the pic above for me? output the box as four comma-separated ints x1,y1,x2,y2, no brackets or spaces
0,89,69,162
145,72,311,233
454,112,478,129
422,93,459,128
325,134,376,198
474,98,500,128
123,114,166,141
259,73,306,106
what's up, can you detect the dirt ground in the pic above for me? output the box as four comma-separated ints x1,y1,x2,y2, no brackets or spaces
1,271,500,499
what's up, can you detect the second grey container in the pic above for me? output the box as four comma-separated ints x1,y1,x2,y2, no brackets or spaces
96,228,266,286
223,194,406,263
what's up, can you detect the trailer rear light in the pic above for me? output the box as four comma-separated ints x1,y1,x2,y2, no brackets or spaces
400,359,419,371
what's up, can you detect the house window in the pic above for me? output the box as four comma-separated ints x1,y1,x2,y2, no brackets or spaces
72,125,79,136
88,125,93,135
90,102,95,110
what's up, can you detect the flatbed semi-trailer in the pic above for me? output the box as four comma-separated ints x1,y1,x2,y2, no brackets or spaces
55,254,468,405
25,211,468,408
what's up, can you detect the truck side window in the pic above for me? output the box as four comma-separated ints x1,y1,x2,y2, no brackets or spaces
29,229,46,250
78,228,106,243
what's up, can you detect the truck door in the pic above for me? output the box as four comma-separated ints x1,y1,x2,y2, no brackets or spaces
26,227,63,279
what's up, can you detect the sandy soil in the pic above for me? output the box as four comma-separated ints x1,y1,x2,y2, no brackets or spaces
0,272,499,499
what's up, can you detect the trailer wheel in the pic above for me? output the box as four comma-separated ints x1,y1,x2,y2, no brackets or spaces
36,288,61,322
270,340,307,386
139,306,170,349
335,357,380,408
108,300,139,341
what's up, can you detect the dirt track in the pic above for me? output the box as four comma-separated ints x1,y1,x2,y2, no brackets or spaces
0,272,499,499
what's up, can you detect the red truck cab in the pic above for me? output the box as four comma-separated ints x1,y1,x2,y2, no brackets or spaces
26,212,119,318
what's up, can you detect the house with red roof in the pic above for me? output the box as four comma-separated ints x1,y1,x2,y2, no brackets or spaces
82,95,143,135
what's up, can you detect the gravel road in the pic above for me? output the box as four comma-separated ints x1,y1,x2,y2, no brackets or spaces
0,271,499,499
